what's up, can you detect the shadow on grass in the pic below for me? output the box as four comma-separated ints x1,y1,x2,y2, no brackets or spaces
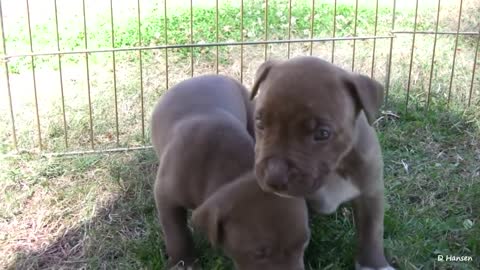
7,94,480,270
7,149,164,269
6,148,231,270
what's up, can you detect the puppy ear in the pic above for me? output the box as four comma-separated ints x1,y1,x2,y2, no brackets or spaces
344,74,384,125
250,60,278,100
191,203,225,247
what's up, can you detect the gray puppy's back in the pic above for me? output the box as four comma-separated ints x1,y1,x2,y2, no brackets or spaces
151,75,254,207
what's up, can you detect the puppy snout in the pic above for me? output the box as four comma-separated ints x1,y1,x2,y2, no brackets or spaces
287,167,301,182
263,158,290,191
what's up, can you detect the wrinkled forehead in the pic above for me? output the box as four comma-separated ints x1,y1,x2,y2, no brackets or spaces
227,200,309,248
226,220,309,253
257,69,354,121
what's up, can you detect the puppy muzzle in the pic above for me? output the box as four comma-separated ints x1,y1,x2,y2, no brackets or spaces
263,158,290,191
255,157,321,196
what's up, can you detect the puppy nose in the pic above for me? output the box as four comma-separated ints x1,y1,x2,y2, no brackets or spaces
288,167,301,181
264,158,289,191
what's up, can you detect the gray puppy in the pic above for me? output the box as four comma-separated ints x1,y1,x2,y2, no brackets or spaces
250,56,394,270
151,75,310,270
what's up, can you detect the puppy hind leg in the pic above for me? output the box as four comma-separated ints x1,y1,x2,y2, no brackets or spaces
353,192,395,270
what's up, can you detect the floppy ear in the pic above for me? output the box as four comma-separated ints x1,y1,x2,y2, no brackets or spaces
250,60,279,100
344,74,384,125
191,203,225,247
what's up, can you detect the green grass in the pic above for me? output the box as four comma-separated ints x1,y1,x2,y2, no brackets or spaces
0,0,478,154
1,0,479,154
2,0,395,71
2,0,474,70
1,94,479,269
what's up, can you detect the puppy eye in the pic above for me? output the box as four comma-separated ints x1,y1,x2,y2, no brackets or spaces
313,127,331,142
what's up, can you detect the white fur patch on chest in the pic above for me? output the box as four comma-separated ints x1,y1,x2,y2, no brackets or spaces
307,176,360,214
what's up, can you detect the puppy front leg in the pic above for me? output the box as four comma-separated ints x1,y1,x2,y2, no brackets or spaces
158,204,198,270
353,192,394,270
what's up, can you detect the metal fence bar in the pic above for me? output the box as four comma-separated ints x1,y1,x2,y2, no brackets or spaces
370,0,379,78
264,0,268,60
216,0,219,74
0,0,18,151
287,0,292,58
351,0,359,72
309,0,315,56
392,30,479,36
240,0,244,83
384,0,396,107
190,0,194,76
42,145,154,157
54,0,68,150
447,0,463,106
82,0,94,149
426,0,441,111
2,0,479,156
405,0,419,112
109,0,119,146
164,0,169,89
331,0,337,63
26,0,42,150
467,30,479,106
137,0,145,144
3,36,393,60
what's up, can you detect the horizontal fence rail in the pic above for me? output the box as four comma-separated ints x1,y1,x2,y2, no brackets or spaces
0,0,478,156
1,35,395,60
392,30,480,36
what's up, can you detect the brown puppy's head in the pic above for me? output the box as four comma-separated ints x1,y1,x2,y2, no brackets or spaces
192,172,309,270
250,56,384,197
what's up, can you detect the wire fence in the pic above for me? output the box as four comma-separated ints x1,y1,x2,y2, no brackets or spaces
0,0,479,156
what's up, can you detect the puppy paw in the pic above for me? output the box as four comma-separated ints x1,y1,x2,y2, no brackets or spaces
168,260,202,270
355,262,395,270
169,265,198,270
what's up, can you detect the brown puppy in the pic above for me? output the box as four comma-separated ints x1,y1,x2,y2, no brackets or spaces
250,57,394,270
151,75,310,270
